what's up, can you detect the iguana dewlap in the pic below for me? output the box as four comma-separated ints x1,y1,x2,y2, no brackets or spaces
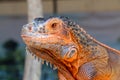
21,16,120,80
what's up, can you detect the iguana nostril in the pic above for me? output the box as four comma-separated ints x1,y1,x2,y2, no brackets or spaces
22,24,32,32
28,26,32,31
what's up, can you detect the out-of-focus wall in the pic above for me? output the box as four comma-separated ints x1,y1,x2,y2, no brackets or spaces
0,2,27,15
0,0,120,15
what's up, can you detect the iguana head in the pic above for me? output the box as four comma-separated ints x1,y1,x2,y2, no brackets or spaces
21,17,90,78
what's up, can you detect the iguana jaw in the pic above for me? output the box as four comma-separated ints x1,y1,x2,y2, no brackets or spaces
27,46,75,80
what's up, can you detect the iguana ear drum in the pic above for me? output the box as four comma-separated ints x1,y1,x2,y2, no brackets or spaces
67,47,77,58
63,47,78,62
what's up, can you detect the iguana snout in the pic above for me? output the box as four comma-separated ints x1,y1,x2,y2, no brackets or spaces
21,17,79,64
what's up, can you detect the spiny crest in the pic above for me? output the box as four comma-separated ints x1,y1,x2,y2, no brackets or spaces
59,16,99,53
59,17,91,44
47,16,99,53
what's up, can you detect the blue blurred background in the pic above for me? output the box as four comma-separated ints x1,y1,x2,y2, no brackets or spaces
0,0,120,80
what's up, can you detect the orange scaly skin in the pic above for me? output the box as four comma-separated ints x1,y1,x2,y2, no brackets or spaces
21,17,120,80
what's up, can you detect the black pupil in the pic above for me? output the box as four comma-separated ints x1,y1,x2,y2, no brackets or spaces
51,23,57,28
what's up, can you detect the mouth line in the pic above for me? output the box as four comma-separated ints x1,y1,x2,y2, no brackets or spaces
21,33,52,42
21,34,48,39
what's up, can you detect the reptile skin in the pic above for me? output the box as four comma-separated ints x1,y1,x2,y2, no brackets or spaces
21,17,120,80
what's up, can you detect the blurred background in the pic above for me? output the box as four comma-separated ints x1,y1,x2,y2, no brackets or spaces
0,0,120,80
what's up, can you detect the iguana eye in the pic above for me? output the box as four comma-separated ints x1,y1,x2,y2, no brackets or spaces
51,23,58,29
45,18,64,33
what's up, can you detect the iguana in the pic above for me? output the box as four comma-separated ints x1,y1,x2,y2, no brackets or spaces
21,16,120,80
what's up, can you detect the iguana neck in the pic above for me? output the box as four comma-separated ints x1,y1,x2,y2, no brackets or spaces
69,25,110,77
